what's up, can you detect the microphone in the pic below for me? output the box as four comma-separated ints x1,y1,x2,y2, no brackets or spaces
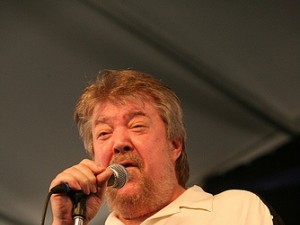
50,164,128,194
107,164,128,189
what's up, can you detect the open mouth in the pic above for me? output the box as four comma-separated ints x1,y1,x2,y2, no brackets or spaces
120,161,137,169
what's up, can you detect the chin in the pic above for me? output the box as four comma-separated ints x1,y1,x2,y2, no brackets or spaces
117,180,141,196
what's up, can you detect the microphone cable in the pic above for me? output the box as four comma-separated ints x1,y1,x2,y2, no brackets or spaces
40,190,52,225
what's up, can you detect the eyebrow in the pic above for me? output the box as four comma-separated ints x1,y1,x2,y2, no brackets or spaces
126,111,147,120
94,110,148,127
94,117,110,127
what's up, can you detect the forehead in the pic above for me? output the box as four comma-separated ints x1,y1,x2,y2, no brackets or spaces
91,97,159,122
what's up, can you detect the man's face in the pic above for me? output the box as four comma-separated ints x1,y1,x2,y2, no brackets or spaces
91,99,182,216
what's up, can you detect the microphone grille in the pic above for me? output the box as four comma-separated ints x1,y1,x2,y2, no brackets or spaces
108,164,128,189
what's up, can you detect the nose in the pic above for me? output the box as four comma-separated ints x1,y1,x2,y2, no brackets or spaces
114,144,133,154
112,129,133,154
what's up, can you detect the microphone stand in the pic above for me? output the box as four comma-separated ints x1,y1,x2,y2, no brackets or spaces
74,216,84,225
71,192,87,225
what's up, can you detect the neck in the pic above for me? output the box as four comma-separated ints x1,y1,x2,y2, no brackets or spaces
117,185,186,225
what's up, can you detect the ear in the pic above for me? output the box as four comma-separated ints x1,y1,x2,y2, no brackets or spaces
170,139,183,161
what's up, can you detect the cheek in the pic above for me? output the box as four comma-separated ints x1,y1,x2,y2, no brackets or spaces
143,141,173,169
93,143,112,167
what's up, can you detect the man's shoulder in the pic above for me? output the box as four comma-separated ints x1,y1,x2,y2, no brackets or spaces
214,189,259,201
187,186,258,202
212,189,270,214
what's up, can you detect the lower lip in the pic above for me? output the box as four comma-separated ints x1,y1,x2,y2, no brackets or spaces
125,166,135,170
125,166,139,172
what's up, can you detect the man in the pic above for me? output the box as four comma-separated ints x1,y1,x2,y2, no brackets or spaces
50,69,274,225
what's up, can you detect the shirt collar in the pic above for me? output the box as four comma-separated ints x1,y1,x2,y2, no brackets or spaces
178,185,213,211
148,185,213,219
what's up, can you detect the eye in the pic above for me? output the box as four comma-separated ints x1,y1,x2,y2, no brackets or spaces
131,122,145,129
99,131,108,137
130,123,148,133
133,124,144,128
96,130,112,140
128,116,150,133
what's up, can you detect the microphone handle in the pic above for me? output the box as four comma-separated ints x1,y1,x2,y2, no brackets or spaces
71,192,87,224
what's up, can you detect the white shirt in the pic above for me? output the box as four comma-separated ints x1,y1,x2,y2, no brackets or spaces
105,185,273,225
